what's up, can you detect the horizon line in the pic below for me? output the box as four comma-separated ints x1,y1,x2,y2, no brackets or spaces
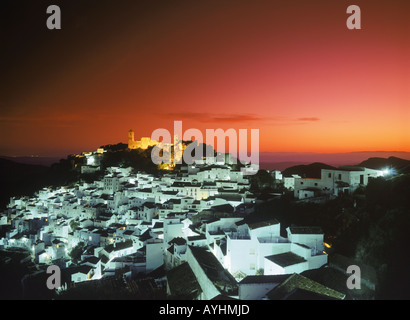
1,149,410,159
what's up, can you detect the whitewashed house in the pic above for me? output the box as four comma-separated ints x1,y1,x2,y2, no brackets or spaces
71,265,95,283
294,167,384,199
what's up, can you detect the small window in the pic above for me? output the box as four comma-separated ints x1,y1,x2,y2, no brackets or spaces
328,173,332,178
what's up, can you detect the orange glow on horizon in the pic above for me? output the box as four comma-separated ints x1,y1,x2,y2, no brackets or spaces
1,1,409,157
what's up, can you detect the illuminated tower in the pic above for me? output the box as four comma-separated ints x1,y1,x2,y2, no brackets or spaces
128,129,135,149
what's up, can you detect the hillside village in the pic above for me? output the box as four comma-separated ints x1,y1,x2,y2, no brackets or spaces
0,140,387,300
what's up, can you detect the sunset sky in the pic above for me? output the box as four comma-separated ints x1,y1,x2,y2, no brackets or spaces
1,0,409,157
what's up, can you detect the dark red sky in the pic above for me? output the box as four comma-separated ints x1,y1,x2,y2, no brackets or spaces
1,0,409,157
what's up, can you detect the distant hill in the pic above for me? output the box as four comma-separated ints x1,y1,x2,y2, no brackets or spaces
358,156,410,174
0,156,62,167
259,151,410,168
259,161,311,172
0,158,50,209
282,162,337,179
280,156,410,179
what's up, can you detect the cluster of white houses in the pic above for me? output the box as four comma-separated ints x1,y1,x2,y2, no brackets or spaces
269,166,385,200
292,167,385,200
0,148,383,299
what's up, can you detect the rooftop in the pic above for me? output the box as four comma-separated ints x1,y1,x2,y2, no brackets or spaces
104,239,134,253
188,245,238,296
247,219,279,230
166,262,201,299
288,226,323,235
266,273,346,300
239,274,291,285
265,252,307,268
